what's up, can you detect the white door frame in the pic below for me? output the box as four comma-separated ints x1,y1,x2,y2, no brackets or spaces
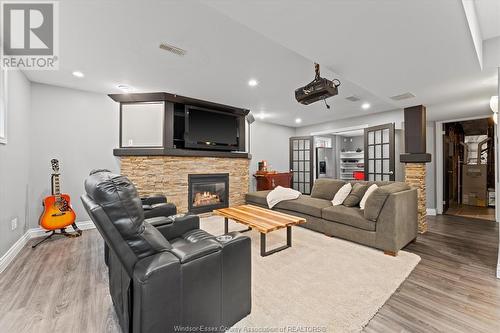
435,115,497,219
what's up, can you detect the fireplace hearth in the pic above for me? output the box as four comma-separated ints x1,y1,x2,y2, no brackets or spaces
188,173,229,214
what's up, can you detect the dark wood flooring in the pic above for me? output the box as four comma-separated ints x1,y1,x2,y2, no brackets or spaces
364,215,500,333
0,215,498,332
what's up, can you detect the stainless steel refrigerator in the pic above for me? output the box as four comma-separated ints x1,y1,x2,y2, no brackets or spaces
316,147,335,178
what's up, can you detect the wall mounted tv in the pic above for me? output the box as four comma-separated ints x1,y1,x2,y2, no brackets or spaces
184,105,239,151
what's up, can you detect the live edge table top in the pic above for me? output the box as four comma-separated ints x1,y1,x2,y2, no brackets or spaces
213,204,306,234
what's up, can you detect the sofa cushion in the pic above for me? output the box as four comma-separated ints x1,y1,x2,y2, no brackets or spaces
322,205,376,231
275,195,332,218
332,183,352,205
343,183,369,207
245,190,271,207
364,183,411,221
310,179,346,201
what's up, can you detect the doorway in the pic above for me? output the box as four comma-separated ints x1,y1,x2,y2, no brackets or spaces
442,117,496,221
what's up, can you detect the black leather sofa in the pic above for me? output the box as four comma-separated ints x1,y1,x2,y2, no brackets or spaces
81,171,251,333
141,194,177,219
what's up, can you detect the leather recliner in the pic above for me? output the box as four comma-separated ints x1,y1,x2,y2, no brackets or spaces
141,194,177,219
81,171,251,333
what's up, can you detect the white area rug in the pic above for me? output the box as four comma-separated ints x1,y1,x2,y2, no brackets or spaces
201,216,420,333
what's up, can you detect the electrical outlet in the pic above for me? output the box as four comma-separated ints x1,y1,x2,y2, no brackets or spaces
10,217,18,231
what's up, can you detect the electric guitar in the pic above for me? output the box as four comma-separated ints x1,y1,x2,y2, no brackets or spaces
39,159,77,231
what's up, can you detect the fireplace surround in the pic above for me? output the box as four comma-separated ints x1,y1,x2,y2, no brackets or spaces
188,173,229,214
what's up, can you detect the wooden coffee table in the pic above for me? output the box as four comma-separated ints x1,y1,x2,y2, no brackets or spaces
213,204,306,256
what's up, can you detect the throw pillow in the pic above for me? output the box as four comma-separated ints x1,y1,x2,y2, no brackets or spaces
359,184,378,210
364,183,411,221
310,179,346,201
331,183,352,206
343,183,369,207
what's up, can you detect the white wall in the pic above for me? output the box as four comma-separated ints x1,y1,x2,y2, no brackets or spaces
29,83,119,227
248,120,296,191
0,70,31,257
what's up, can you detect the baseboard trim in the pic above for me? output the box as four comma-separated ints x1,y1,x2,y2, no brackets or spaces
0,221,96,275
426,208,437,216
0,231,31,274
29,220,95,238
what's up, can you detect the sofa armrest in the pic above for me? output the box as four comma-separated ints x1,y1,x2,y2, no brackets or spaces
375,188,418,252
141,194,167,206
155,214,200,241
132,251,181,333
170,239,221,263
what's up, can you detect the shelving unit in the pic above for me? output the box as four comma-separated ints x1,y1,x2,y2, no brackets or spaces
340,151,364,180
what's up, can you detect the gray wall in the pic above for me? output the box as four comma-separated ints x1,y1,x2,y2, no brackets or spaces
0,70,31,257
425,122,436,210
248,120,296,191
29,83,120,227
296,110,437,208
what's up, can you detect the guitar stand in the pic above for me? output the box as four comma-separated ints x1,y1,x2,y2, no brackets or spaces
32,224,83,249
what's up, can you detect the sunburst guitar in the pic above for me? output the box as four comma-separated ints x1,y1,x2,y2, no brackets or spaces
39,159,76,230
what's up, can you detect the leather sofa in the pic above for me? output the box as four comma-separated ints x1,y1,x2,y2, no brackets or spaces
82,171,251,333
141,194,177,219
104,194,176,266
246,179,418,255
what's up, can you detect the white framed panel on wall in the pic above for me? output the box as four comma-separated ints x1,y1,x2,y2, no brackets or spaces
0,68,7,144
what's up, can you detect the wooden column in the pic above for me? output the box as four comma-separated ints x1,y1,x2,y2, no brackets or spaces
405,163,427,233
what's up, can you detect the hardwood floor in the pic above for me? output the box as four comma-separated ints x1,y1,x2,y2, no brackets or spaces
364,215,500,333
0,215,498,332
445,203,495,221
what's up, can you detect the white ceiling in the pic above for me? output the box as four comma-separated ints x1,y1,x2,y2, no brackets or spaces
475,0,500,40
24,0,498,127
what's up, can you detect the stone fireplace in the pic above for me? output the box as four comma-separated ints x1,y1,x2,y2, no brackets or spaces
188,173,229,214
120,156,249,213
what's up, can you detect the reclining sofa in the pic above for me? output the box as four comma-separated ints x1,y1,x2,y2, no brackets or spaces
81,171,251,333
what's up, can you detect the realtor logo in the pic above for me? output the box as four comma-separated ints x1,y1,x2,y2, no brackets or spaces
1,1,59,69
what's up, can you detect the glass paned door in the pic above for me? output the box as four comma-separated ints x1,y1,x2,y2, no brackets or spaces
364,123,395,181
289,136,314,194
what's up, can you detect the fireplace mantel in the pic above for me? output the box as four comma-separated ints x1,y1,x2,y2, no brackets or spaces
114,147,251,159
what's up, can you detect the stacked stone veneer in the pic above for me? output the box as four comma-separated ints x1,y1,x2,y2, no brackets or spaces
404,163,427,234
120,156,249,213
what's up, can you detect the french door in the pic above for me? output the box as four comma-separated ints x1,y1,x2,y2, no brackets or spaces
364,123,395,181
289,136,314,194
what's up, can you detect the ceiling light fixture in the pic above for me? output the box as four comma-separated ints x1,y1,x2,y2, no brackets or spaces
248,79,258,87
295,118,302,124
490,96,498,113
117,84,132,92
255,112,267,120
490,96,498,124
72,71,84,78
361,103,371,110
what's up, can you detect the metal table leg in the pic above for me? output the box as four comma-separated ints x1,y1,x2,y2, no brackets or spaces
224,217,252,234
260,226,292,256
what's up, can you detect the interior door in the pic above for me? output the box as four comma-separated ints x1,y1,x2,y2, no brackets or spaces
364,123,395,181
290,136,314,194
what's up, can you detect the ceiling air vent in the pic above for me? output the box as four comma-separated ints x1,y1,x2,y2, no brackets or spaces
159,42,187,56
390,92,415,101
345,95,361,102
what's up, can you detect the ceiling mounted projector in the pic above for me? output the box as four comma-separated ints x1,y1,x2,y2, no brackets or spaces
295,63,341,107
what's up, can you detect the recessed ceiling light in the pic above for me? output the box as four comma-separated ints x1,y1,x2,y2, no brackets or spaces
361,103,371,110
72,71,84,78
117,84,132,92
248,79,258,87
295,118,302,124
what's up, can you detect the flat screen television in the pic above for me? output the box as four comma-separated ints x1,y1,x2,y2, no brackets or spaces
184,105,239,151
